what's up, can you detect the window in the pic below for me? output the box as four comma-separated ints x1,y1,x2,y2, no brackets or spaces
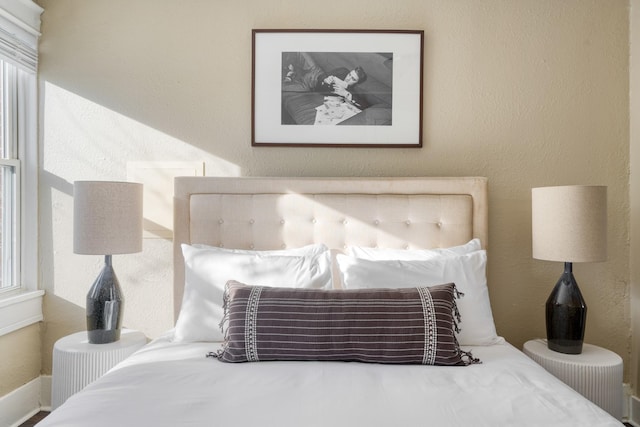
0,60,21,291
0,0,43,336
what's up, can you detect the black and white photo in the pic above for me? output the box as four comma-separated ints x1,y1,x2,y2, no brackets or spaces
281,51,392,126
252,30,423,147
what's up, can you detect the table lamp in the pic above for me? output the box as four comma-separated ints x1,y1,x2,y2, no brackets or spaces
531,185,607,354
73,181,143,344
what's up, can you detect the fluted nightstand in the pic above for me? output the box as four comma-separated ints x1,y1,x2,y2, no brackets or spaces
523,338,623,420
51,329,147,410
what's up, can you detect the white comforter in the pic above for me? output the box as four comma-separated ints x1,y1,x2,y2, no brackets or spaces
39,333,622,427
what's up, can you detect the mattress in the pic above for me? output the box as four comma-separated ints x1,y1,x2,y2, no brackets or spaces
38,332,622,427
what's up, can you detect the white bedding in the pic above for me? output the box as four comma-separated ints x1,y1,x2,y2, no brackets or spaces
39,333,621,427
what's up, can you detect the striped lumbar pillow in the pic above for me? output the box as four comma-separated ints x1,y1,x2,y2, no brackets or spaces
211,280,479,366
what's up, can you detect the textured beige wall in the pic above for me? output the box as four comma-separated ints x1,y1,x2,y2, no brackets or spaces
34,0,630,381
0,324,41,396
631,0,640,396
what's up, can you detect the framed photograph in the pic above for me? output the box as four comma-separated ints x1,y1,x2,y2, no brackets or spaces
252,29,424,147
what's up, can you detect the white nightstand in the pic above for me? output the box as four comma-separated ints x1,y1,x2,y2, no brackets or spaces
51,329,147,410
523,338,623,420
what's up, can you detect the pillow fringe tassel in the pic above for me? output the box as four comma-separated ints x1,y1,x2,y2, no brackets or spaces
218,282,231,333
206,282,233,361
460,350,482,366
451,285,481,366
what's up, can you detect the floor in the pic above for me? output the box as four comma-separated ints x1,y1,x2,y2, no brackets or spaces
19,411,49,427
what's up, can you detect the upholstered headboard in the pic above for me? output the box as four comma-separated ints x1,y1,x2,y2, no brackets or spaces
173,176,488,319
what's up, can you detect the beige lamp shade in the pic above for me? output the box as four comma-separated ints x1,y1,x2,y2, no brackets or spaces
531,185,607,263
73,181,143,255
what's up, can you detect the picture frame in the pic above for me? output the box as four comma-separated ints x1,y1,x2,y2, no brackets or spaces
252,29,424,148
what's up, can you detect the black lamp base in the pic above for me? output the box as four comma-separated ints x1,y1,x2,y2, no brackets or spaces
86,255,124,344
545,262,587,354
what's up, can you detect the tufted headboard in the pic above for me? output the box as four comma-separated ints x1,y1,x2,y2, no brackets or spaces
173,176,488,319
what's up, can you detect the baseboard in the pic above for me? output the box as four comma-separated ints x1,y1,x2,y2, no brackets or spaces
630,395,640,426
625,383,632,421
41,375,52,410
0,375,51,427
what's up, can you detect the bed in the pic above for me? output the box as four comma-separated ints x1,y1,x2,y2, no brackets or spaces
38,176,623,427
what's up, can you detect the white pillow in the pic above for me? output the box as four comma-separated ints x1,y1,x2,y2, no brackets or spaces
349,238,481,261
174,244,332,342
336,250,501,346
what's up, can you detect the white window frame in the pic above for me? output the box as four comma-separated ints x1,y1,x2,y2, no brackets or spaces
1,62,21,292
0,0,43,337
